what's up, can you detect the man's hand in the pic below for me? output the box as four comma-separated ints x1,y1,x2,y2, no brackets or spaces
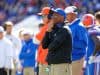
47,20,54,32
17,63,23,72
89,56,95,64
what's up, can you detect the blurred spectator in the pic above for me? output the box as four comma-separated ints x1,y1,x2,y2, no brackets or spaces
35,7,50,75
0,26,14,75
0,11,6,25
55,0,67,9
3,21,22,75
19,29,38,75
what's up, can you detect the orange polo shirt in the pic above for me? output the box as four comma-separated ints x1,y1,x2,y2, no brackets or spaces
36,25,48,64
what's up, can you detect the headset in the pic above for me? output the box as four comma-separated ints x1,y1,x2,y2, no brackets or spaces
47,8,55,19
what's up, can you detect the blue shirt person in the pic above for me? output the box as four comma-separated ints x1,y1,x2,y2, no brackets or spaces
19,30,38,75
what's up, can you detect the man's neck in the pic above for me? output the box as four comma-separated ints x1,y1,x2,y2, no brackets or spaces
6,32,11,35
70,18,78,24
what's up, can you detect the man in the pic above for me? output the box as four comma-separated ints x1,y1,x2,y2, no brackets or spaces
0,26,13,75
94,11,100,75
34,7,51,75
3,21,22,75
64,6,88,75
42,8,72,75
81,14,97,75
95,11,100,26
19,30,38,75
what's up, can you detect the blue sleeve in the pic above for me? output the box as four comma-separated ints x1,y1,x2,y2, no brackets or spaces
73,27,88,49
88,29,100,35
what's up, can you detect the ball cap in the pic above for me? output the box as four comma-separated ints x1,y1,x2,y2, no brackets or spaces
0,26,4,32
4,21,13,26
21,29,33,35
53,8,66,19
38,7,50,15
64,6,78,14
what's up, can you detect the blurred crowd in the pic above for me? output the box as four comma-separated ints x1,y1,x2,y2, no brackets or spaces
0,0,43,25
0,0,100,25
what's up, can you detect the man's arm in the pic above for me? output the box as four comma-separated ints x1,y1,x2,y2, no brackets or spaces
48,29,72,51
74,27,88,49
91,35,100,55
42,20,54,49
42,32,51,49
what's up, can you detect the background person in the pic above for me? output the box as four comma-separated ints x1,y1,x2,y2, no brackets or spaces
64,6,88,75
34,7,52,75
0,26,13,75
81,14,96,75
19,30,38,75
3,21,22,75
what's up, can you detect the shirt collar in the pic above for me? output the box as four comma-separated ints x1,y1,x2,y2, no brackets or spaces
70,18,79,25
